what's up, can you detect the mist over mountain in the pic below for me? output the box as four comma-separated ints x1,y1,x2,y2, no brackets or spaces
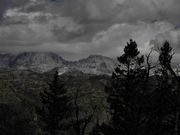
0,52,117,75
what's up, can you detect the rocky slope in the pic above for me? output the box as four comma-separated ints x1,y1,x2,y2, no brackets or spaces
0,52,117,75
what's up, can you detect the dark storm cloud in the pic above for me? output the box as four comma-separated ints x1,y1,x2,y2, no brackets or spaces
0,0,11,20
0,0,180,60
28,0,180,42
0,0,34,22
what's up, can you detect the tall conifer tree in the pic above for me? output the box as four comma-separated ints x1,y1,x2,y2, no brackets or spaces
107,39,146,135
38,71,69,135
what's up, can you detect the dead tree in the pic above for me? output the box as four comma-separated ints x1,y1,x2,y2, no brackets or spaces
70,88,97,135
145,48,157,79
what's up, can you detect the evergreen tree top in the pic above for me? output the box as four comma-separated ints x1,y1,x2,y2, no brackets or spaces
124,39,140,58
117,39,141,65
159,41,173,67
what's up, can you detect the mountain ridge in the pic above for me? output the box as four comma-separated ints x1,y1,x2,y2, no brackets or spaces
0,52,117,75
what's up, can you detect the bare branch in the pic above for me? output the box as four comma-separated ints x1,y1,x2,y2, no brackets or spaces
145,48,156,79
81,106,97,135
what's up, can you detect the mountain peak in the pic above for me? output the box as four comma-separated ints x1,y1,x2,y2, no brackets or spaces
88,54,111,59
0,52,116,75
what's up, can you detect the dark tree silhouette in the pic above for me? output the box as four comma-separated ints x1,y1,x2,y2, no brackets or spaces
158,42,180,135
147,70,175,135
106,39,147,135
38,71,70,135
159,41,180,85
144,41,180,135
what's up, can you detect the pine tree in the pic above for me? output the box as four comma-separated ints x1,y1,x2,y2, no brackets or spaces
38,71,70,135
147,71,175,135
159,41,180,84
144,41,180,135
154,42,180,135
107,39,147,135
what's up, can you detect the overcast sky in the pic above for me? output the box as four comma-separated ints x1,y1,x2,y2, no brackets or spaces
0,0,180,60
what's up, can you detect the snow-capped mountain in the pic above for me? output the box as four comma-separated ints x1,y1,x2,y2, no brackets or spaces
67,55,117,75
0,52,117,75
9,52,65,72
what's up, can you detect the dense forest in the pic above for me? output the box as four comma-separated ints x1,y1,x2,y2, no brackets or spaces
0,39,180,135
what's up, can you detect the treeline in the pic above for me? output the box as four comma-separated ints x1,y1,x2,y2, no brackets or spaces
94,40,180,135
92,40,180,135
37,39,180,135
0,39,180,135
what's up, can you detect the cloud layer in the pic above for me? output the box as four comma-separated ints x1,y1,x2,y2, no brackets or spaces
0,0,180,60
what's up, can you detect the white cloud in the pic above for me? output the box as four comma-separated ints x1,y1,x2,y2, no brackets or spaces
0,0,180,60
150,29,180,52
89,21,175,56
0,12,83,46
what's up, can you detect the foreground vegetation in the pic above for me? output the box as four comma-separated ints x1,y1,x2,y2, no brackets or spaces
0,69,109,135
0,40,180,135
